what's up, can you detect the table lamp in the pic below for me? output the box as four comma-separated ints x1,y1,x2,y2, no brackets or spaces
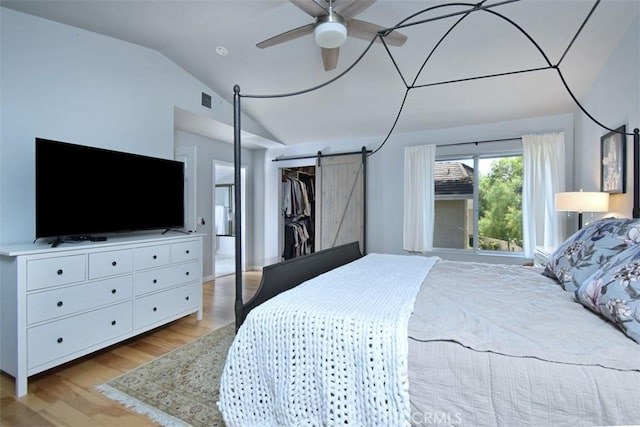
555,190,610,230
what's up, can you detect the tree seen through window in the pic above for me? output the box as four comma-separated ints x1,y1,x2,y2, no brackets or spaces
433,155,523,252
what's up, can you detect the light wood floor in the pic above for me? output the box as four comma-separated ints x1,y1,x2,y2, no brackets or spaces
0,273,261,427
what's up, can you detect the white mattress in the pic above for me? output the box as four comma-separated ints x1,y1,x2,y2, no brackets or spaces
407,261,640,426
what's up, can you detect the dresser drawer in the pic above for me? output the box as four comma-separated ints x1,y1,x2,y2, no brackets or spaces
134,261,200,295
134,282,200,329
89,249,133,279
134,244,170,270
171,240,200,263
27,255,86,291
27,301,133,369
27,276,133,325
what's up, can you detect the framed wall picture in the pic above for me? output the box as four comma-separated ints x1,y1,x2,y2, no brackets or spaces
601,125,626,194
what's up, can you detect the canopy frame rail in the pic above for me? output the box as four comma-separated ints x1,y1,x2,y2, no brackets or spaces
232,0,640,330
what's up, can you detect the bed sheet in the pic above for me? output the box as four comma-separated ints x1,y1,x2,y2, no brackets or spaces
407,261,640,426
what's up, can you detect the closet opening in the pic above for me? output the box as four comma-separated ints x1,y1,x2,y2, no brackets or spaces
280,166,316,261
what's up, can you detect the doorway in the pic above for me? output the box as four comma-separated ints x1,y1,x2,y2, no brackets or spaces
213,161,246,278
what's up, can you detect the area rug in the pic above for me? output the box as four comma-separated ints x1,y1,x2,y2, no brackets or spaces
96,323,235,427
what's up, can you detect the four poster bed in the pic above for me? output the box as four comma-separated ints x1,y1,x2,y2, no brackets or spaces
219,234,640,425
218,1,640,425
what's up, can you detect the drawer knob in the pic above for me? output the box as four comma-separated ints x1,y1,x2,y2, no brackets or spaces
111,320,116,326
56,301,63,307
153,279,157,284
185,271,190,276
57,269,63,275
153,255,157,260
185,250,190,254
185,296,190,301
111,261,117,267
153,307,157,312
57,337,63,344
111,289,117,294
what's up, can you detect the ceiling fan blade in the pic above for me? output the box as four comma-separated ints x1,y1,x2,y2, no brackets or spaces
337,0,376,20
321,47,339,71
290,0,327,17
347,19,408,46
256,23,315,49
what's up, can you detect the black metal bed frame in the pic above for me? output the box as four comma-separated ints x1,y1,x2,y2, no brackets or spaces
231,0,640,330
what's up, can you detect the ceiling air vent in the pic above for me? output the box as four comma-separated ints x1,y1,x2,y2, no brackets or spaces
201,92,212,109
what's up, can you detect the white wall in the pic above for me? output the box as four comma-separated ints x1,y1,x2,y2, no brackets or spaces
174,129,254,279
252,149,268,267
0,8,270,246
255,114,574,265
216,164,234,185
574,16,640,221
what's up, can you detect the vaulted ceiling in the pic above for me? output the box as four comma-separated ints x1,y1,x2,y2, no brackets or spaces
3,0,639,147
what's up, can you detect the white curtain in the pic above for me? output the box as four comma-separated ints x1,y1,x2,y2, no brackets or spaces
522,132,565,258
403,144,436,253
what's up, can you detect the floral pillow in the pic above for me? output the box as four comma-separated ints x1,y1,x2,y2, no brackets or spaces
575,245,640,344
543,217,640,292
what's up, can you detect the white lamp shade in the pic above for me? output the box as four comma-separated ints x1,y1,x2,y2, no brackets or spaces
314,21,347,49
555,191,609,213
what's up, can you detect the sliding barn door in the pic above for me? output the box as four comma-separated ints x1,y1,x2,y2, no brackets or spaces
316,153,365,253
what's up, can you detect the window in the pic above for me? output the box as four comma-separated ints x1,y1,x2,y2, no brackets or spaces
433,154,523,253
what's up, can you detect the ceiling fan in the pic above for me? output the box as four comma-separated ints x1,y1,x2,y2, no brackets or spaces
256,0,408,71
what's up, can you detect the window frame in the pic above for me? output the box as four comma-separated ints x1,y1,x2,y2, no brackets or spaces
434,148,523,255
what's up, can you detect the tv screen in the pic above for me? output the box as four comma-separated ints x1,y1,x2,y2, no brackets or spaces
36,138,185,239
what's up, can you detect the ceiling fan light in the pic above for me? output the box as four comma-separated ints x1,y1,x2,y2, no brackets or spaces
314,21,347,49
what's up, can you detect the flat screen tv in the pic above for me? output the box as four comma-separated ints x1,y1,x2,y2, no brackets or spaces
36,138,185,241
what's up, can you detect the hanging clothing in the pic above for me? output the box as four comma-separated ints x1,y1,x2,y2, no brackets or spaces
283,218,313,260
282,179,293,216
282,171,315,260
282,176,312,218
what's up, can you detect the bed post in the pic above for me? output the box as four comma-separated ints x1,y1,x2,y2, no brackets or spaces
634,128,640,219
361,146,367,255
233,85,243,331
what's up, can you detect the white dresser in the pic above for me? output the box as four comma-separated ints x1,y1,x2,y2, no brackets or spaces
0,233,204,397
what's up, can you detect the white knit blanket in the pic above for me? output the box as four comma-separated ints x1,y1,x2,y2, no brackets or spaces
218,253,438,426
